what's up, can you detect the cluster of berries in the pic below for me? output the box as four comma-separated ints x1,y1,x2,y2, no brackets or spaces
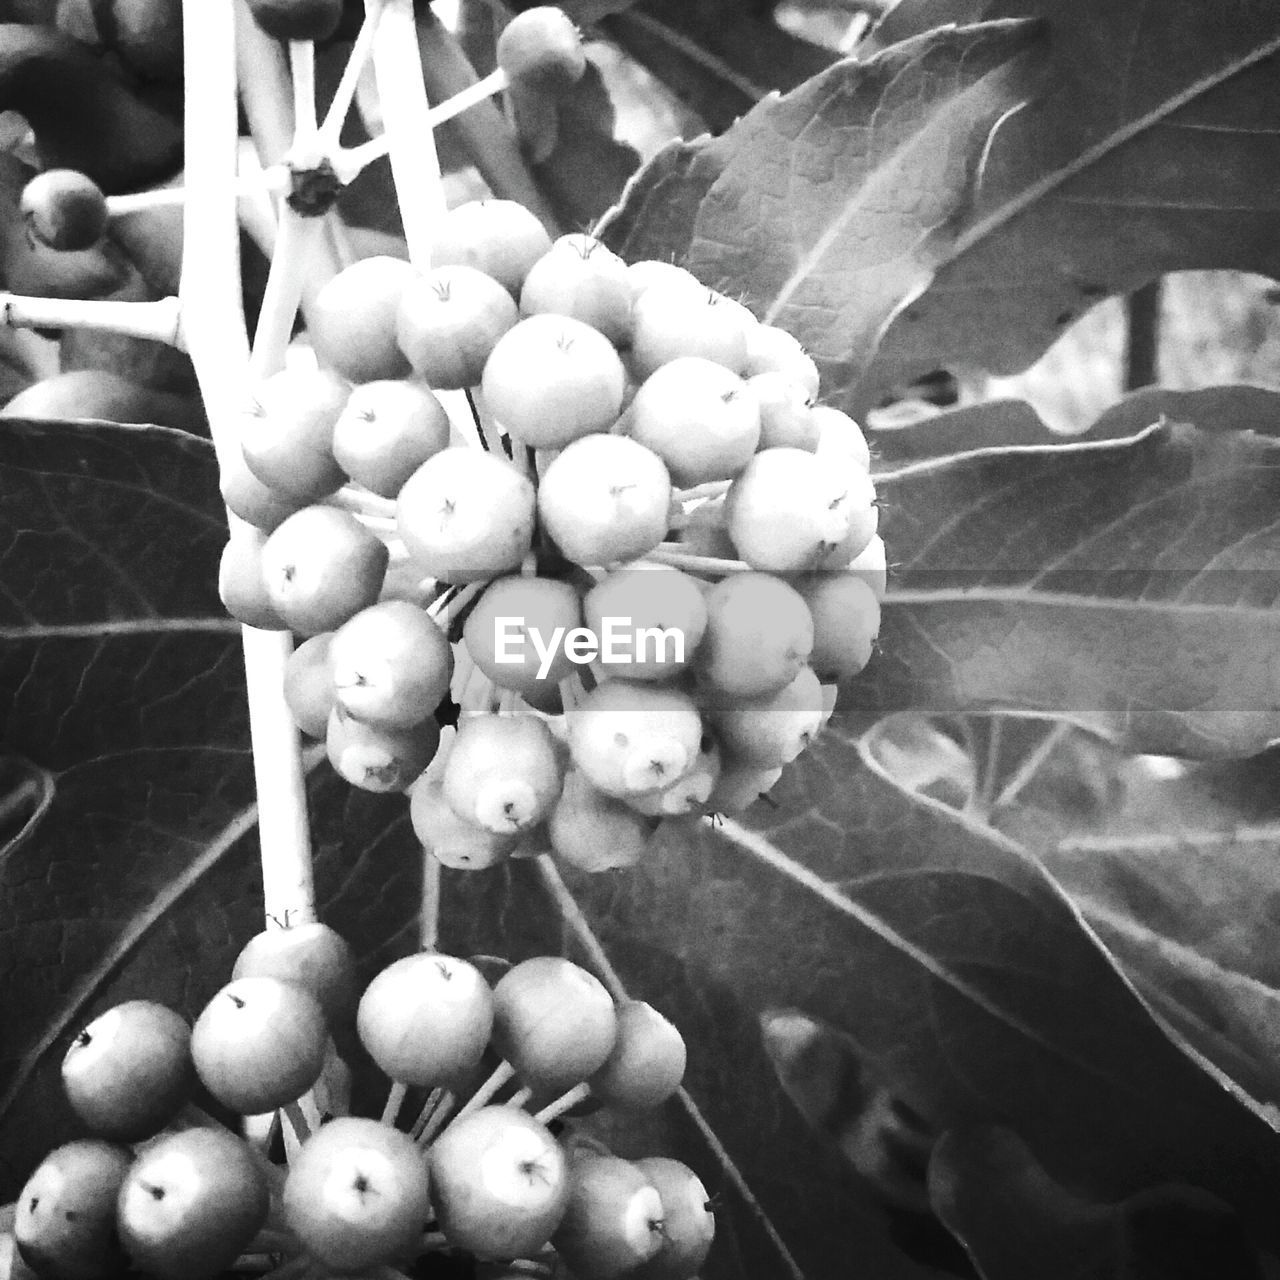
8,920,712,1280
213,191,883,874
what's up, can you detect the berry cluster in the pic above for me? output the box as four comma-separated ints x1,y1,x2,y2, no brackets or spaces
11,921,712,1280
214,200,883,876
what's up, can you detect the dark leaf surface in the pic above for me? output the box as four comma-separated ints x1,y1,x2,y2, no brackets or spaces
868,416,1280,757
575,719,1280,1254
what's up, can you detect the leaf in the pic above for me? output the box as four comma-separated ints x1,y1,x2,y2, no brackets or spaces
862,1,1280,409
602,0,837,134
571,719,1280,1257
866,415,1280,757
867,385,1280,468
930,1126,1268,1280
597,20,1046,399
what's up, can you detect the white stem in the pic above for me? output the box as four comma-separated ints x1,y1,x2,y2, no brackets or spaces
508,1085,533,1109
533,1082,591,1124
410,1086,450,1143
449,1060,515,1126
290,42,319,145
249,207,321,378
420,855,441,950
336,67,509,178
674,479,731,503
319,7,384,148
640,547,752,575
380,1080,408,1126
0,294,182,345
106,169,290,217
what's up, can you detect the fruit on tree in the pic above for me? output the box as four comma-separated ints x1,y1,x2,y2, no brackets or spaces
568,679,703,799
518,233,632,346
427,1106,569,1259
624,735,720,817
282,632,336,739
20,170,108,253
396,447,536,582
395,264,518,389
15,1140,131,1280
260,505,389,636
552,1153,665,1280
625,356,761,485
548,768,656,871
442,713,563,834
480,313,626,449
329,600,453,729
811,404,871,472
708,665,824,769
231,921,358,1031
410,778,521,871
283,1118,431,1272
492,956,618,1091
630,286,751,380
749,371,820,451
61,1001,193,1142
695,572,813,700
589,1000,686,1111
793,571,882,681
742,323,820,398
632,1157,716,1279
190,976,329,1115
431,199,553,297
537,434,671,566
309,256,417,384
495,6,587,92
239,367,349,501
244,0,343,42
326,707,440,794
583,568,707,683
115,1127,269,1280
462,574,582,696
331,378,450,497
218,522,288,631
357,952,494,1087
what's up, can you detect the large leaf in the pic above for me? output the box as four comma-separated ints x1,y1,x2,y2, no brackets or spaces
0,420,938,1280
862,0,1280,408
866,412,1280,757
571,719,1280,1254
598,20,1046,401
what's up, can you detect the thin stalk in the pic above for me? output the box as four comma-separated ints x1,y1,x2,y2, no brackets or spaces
0,294,181,345
319,8,384,148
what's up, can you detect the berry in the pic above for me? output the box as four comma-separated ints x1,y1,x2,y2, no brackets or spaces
538,435,671,566
743,324,820,398
410,778,520,871
552,1154,665,1280
496,7,587,92
116,1127,270,1280
481,314,626,449
395,265,518,389
331,378,450,497
232,921,358,1030
329,600,453,729
309,256,418,383
726,447,876,572
245,0,343,42
630,286,751,381
62,1002,193,1142
582,568,707,683
845,532,888,601
282,632,336,739
15,1141,131,1280
793,571,881,681
442,714,564,834
695,572,813,700
217,523,288,631
811,404,871,472
589,1000,686,1111
568,679,703,798
625,357,760,485
190,976,328,1115
219,448,303,532
239,367,349,501
707,665,824,768
283,1118,431,1272
749,371,820,451
625,735,720,817
261,505,389,635
326,707,440,793
431,200,553,297
519,234,632,345
356,952,493,1087
428,1107,569,1259
492,956,618,1091
548,769,656,872
396,447,536,582
704,760,783,814
626,260,702,303
462,574,582,696
632,1158,716,1280
20,170,108,253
